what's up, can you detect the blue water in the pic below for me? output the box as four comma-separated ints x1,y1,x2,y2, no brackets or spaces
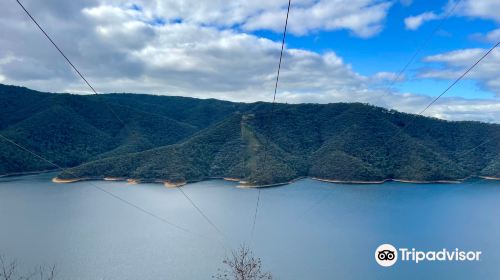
0,173,499,279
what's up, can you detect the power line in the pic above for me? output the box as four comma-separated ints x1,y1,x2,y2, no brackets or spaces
297,40,500,218
453,133,500,160
271,0,291,107
289,42,500,220
296,132,500,223
14,0,227,243
381,40,500,148
419,41,499,116
407,130,500,181
386,0,463,87
0,132,231,250
176,185,226,239
15,0,96,95
250,189,261,238
351,40,500,193
0,133,193,236
14,0,128,128
251,0,292,238
313,0,497,191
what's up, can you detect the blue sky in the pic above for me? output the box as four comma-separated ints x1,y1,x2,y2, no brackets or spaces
254,0,498,100
0,0,499,122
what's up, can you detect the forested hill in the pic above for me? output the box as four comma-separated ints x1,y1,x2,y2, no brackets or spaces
0,84,251,174
1,84,499,185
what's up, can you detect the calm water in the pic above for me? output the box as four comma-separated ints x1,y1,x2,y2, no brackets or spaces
0,173,499,279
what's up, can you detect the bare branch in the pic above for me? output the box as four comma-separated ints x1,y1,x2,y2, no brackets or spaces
0,255,56,280
213,245,273,280
0,255,17,280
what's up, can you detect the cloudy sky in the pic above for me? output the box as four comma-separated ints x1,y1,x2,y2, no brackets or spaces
1,0,499,122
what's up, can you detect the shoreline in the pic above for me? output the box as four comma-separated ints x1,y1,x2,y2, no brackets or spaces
479,176,500,181
0,169,59,178
312,177,465,184
52,177,82,183
311,177,389,184
46,174,499,187
4,170,496,187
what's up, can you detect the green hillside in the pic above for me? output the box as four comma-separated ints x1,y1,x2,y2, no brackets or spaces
1,84,498,184
60,104,499,185
0,84,249,174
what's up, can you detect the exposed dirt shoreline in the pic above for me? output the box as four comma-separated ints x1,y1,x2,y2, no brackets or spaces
48,174,499,187
480,176,500,181
311,177,464,184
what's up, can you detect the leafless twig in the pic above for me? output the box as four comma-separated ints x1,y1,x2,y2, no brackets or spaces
0,255,56,280
213,245,273,280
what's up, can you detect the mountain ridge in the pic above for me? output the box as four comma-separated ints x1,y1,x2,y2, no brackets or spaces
0,84,499,185
59,107,500,185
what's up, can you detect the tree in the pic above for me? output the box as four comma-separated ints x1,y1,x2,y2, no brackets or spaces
0,255,56,280
213,245,273,280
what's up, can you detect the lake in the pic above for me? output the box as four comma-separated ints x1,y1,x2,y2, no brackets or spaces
0,173,499,279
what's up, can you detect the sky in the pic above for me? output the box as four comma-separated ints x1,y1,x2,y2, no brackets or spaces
0,0,499,122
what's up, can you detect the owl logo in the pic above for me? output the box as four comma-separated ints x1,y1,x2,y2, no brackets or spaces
375,244,398,267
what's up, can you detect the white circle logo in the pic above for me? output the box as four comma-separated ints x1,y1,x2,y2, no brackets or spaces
375,244,398,267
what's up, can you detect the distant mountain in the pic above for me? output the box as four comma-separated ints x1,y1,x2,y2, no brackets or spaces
1,84,499,184
58,103,500,185
0,84,249,174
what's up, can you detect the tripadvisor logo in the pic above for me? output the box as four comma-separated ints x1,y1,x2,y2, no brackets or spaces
375,244,398,267
375,244,482,267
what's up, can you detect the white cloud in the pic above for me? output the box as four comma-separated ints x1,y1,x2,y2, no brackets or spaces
472,28,500,43
89,0,394,38
0,2,367,101
0,0,498,123
404,12,440,30
371,71,403,83
242,0,392,37
280,87,500,123
455,0,500,22
407,0,500,31
134,0,393,38
421,48,500,96
424,100,500,123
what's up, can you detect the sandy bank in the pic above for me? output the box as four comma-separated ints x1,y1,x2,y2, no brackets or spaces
50,174,497,188
311,177,389,184
393,179,462,184
52,177,83,183
223,177,241,182
163,181,187,188
104,177,126,181
312,177,465,184
480,176,500,180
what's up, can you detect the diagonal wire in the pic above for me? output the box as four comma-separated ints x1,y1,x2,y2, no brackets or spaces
271,0,292,107
385,0,463,87
452,133,500,160
13,0,227,243
296,132,500,223
0,133,230,251
14,0,129,129
288,42,500,220
176,185,226,239
250,0,292,239
250,189,261,238
361,41,500,187
15,0,95,94
380,40,500,153
0,133,193,235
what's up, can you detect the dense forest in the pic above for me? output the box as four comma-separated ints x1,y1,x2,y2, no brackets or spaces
1,84,499,185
